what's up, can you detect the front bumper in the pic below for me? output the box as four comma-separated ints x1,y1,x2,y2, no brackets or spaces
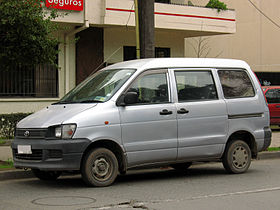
11,138,91,171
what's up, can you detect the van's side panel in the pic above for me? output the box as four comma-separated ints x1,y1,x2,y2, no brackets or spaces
117,69,179,167
217,68,269,151
171,69,228,160
176,100,228,160
119,103,178,167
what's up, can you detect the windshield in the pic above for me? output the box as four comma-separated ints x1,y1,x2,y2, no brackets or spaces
55,68,136,104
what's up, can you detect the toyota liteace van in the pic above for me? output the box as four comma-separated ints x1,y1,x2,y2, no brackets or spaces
12,58,271,187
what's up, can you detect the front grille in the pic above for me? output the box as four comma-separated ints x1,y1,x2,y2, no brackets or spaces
13,149,43,160
16,128,47,139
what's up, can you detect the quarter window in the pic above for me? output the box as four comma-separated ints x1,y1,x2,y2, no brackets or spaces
175,71,218,102
218,70,255,99
127,72,169,104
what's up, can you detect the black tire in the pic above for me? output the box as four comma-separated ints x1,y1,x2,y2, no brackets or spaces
32,169,61,180
222,140,251,174
171,162,192,171
81,148,119,187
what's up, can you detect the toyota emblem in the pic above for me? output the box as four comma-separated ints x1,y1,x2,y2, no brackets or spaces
24,130,30,137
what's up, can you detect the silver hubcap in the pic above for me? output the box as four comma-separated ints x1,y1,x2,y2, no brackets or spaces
232,145,248,169
92,157,111,180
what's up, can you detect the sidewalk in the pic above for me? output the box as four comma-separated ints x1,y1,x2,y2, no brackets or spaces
270,130,280,147
0,132,280,180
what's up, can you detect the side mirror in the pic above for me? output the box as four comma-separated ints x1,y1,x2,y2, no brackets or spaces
116,92,138,106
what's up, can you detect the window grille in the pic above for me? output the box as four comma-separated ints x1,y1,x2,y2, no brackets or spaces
0,64,58,98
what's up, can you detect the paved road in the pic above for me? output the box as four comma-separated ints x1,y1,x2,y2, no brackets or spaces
0,159,280,210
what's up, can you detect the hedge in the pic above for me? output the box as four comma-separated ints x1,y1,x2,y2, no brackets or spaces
0,113,32,139
206,0,228,12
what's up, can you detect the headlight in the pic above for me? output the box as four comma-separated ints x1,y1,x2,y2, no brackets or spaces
55,124,77,139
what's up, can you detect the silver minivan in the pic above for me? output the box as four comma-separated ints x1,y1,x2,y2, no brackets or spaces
12,58,271,187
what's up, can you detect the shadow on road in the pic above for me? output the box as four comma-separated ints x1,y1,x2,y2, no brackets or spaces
20,164,235,188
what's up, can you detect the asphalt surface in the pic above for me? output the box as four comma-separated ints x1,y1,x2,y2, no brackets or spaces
0,159,280,210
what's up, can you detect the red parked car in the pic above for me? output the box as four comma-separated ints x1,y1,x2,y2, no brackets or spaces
262,86,280,125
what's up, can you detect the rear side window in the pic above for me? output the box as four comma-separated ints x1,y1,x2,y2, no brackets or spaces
175,71,218,102
218,70,255,99
265,89,280,103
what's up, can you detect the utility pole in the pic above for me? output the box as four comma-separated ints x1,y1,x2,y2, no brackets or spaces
135,0,155,58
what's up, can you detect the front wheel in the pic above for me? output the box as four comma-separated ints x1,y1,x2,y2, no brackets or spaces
222,140,251,174
32,169,61,180
81,148,119,187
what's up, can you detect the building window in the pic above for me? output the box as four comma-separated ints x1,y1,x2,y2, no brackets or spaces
0,64,58,98
255,72,280,86
155,0,171,3
155,47,170,58
123,46,170,61
123,46,136,61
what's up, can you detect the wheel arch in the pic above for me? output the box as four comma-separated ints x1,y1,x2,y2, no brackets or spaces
225,130,258,159
81,139,127,174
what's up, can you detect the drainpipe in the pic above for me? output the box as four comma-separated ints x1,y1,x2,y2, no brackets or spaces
134,0,140,59
64,1,89,94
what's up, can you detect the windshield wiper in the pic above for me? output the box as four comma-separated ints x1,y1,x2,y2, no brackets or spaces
79,100,103,103
52,101,74,105
52,99,103,105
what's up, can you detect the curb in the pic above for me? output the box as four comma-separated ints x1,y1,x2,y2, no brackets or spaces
0,169,33,181
0,151,279,181
257,151,280,160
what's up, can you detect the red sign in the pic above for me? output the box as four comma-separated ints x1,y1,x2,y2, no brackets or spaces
45,0,83,11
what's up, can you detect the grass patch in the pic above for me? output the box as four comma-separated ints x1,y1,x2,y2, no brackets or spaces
268,147,280,152
0,140,7,145
0,159,14,170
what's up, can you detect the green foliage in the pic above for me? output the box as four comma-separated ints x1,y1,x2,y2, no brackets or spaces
0,113,32,139
0,159,14,169
0,0,60,70
206,0,228,12
0,139,6,144
267,147,280,152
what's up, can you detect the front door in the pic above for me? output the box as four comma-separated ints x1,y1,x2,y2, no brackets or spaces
173,69,228,160
118,69,177,167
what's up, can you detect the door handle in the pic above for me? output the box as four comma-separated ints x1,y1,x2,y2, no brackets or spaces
160,109,173,115
177,108,189,114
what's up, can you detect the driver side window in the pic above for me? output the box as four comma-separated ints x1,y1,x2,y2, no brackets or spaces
127,71,169,104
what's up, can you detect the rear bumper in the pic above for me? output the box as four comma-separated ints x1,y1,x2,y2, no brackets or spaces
262,127,272,151
11,138,91,171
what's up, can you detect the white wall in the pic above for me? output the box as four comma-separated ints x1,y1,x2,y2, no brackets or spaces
104,27,187,64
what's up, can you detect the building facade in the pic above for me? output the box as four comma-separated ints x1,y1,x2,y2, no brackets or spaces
0,0,236,114
185,0,280,86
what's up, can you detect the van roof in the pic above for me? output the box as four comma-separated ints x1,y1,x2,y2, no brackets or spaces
105,58,250,70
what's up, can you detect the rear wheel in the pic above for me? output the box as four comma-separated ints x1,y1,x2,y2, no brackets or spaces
171,162,192,171
81,148,119,187
32,169,61,180
222,140,251,174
